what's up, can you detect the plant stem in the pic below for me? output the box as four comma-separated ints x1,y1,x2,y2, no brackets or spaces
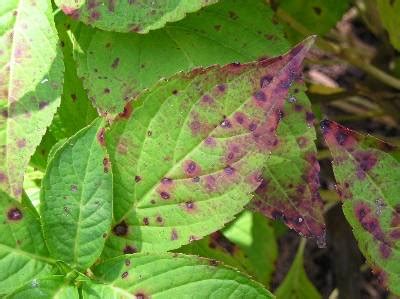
276,9,400,90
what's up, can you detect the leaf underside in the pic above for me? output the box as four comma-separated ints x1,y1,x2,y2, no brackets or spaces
0,0,64,198
85,253,273,298
103,38,314,257
322,120,400,295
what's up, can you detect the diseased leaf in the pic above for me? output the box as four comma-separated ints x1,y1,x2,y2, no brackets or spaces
377,0,400,50
275,240,321,299
56,0,217,33
250,87,325,245
0,0,64,198
7,276,79,299
75,0,290,117
0,189,54,295
103,38,313,256
41,119,113,270
321,120,400,295
84,253,273,298
276,0,349,42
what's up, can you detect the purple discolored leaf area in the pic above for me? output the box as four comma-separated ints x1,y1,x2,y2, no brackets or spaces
250,86,325,246
103,37,315,256
322,119,400,295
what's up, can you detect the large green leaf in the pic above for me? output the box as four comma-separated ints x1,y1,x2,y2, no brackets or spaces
103,38,313,256
275,0,349,42
250,86,325,245
321,120,400,295
0,0,64,198
377,0,400,50
275,240,321,299
0,189,54,295
84,253,273,298
74,0,290,117
7,276,79,299
41,119,113,270
56,0,217,33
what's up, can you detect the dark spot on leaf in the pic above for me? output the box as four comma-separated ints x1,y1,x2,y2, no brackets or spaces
209,259,219,266
71,184,78,192
125,259,131,266
71,94,77,102
313,6,322,15
123,245,137,254
113,221,128,236
217,84,226,92
135,176,142,183
135,293,149,299
97,128,106,146
156,216,163,224
119,102,133,119
172,89,178,95
160,191,170,200
214,24,221,31
7,208,22,221
103,157,110,173
224,166,235,175
147,130,152,137
111,58,120,69
17,139,26,148
184,160,201,176
379,243,392,259
143,217,149,225
253,90,266,102
171,229,179,240
121,271,128,279
306,112,315,126
39,101,48,109
228,11,238,20
104,88,111,94
260,75,273,88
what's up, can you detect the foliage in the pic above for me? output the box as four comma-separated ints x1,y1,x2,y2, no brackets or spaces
1,0,400,297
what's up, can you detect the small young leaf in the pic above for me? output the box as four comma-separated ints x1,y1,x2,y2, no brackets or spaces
0,189,54,295
75,0,290,117
56,0,217,33
275,240,321,299
251,88,325,245
0,0,64,198
41,119,113,270
321,120,400,295
84,253,273,298
7,276,79,299
103,38,313,256
377,0,400,50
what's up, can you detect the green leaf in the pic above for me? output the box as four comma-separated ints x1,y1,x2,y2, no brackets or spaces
84,253,273,298
0,0,64,198
321,120,400,295
74,0,290,117
276,0,349,42
179,211,277,286
224,211,278,286
56,0,217,33
377,0,400,50
41,119,113,270
103,38,313,256
7,276,79,299
52,14,98,139
0,189,54,295
250,87,325,245
275,239,321,299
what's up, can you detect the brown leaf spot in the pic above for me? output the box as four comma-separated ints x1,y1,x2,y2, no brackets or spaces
113,221,128,236
7,208,23,221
